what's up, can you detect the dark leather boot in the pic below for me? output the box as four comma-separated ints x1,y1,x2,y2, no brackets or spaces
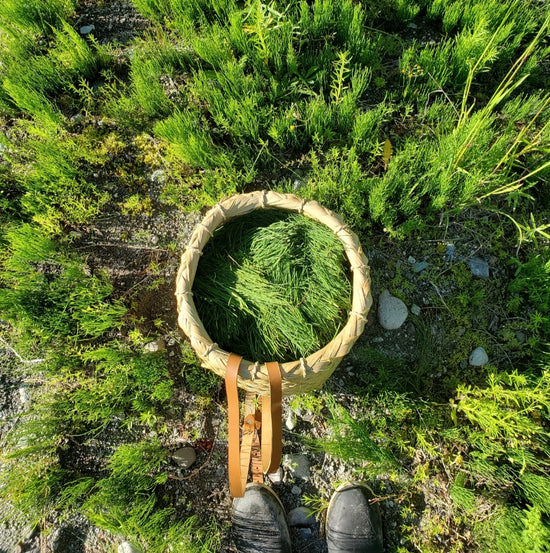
232,483,291,553
326,482,384,553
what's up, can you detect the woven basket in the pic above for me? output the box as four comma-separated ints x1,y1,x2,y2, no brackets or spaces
175,190,372,397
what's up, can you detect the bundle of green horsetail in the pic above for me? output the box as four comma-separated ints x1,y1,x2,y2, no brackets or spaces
193,209,352,363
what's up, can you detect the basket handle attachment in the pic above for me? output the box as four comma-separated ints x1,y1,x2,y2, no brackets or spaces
225,353,282,497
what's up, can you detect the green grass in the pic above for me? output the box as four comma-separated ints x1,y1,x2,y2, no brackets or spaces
0,0,549,550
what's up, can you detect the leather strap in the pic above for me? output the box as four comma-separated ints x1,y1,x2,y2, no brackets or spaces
262,361,282,474
226,353,246,497
225,354,283,497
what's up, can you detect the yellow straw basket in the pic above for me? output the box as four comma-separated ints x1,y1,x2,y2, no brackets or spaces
175,190,372,397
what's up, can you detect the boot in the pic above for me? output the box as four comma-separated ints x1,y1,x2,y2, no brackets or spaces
232,483,291,553
326,482,383,553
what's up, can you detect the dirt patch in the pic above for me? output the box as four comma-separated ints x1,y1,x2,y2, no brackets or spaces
75,0,151,45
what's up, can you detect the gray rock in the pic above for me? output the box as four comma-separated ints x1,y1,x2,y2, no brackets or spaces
411,304,421,316
407,256,416,264
144,338,165,353
288,507,315,527
151,169,166,184
80,24,95,35
284,454,310,480
297,528,313,539
267,467,283,484
445,243,455,261
468,258,489,279
291,485,302,496
18,386,31,409
118,542,142,553
171,447,196,469
413,261,429,273
378,290,408,330
285,412,297,431
144,341,159,353
469,347,489,367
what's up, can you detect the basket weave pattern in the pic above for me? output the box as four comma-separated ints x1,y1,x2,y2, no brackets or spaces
175,191,372,396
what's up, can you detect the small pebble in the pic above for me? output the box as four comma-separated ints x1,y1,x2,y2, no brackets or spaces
144,341,159,353
283,454,311,480
411,304,421,316
408,256,416,264
118,542,141,553
267,467,283,484
80,24,95,34
372,336,384,343
445,243,455,261
285,413,297,431
469,347,489,367
288,507,315,527
468,258,489,279
291,485,302,496
413,261,429,273
18,386,31,409
151,169,166,184
378,290,408,330
297,528,313,539
171,447,196,469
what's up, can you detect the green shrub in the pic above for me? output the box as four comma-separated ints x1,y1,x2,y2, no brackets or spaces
476,505,550,553
6,126,109,233
508,252,550,339
84,440,220,552
312,394,400,477
1,21,107,123
130,38,180,118
454,370,550,513
0,224,125,343
297,147,369,231
69,347,173,428
0,0,76,39
155,109,232,169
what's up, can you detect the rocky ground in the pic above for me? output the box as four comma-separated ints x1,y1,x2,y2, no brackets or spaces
1,218,500,553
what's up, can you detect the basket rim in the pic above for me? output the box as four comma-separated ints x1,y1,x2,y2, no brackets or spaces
175,190,372,395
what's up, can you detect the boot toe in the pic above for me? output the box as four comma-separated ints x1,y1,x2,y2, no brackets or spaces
326,483,383,553
232,483,291,553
